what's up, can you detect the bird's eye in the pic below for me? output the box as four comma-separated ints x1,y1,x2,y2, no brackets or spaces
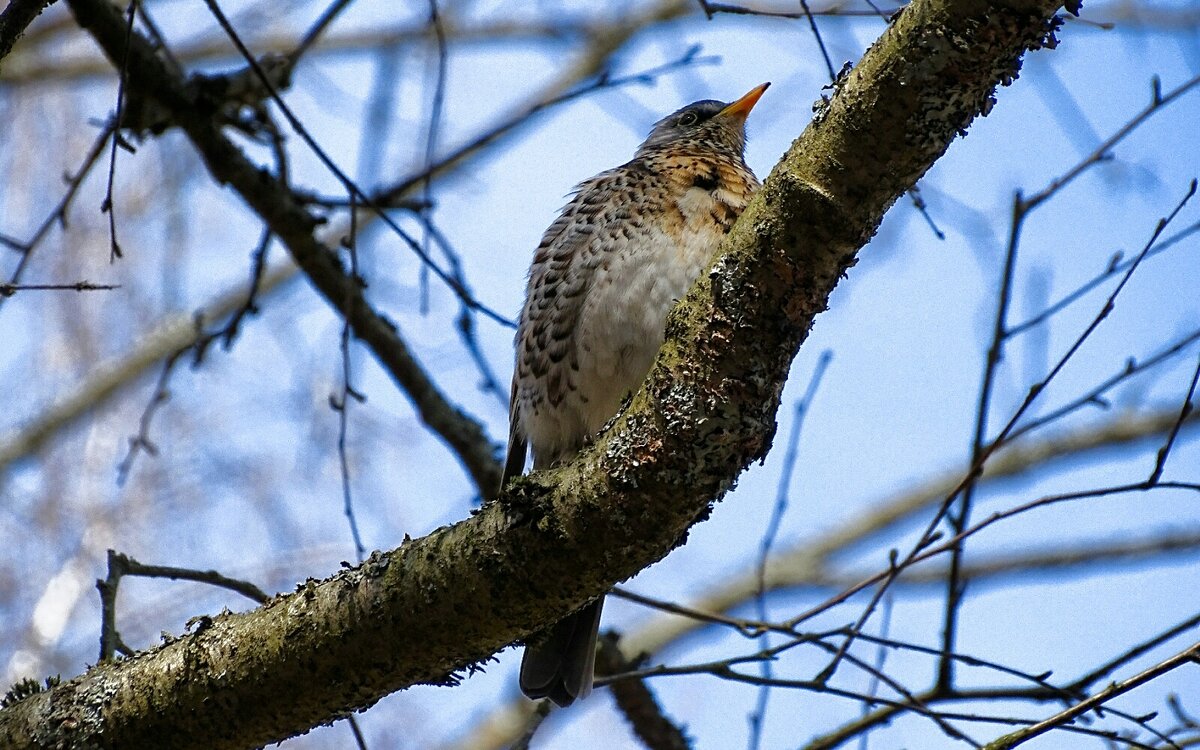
678,112,699,127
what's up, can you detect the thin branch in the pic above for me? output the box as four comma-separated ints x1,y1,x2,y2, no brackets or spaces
697,1,900,19
0,0,1100,745
600,405,1200,677
418,217,509,409
822,180,1198,647
100,0,138,262
114,228,277,484
0,18,628,85
1148,355,1200,484
375,44,718,203
1066,611,1200,696
616,530,1200,653
930,73,1200,686
417,0,447,316
290,0,356,64
114,346,179,485
1022,73,1200,213
0,121,112,312
748,351,831,750
1009,326,1200,442
0,281,118,295
788,480,1200,631
800,613,1200,750
858,596,894,750
334,194,368,562
1009,218,1200,337
983,643,1200,750
907,183,947,240
96,548,270,661
798,0,838,82
938,187,1024,693
0,0,55,63
1,2,683,484
70,0,506,496
200,0,514,328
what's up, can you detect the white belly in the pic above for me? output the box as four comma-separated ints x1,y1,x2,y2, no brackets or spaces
517,177,753,466
572,219,720,437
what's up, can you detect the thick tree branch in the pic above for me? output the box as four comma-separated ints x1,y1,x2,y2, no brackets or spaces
447,409,1200,750
0,0,55,64
0,0,1068,746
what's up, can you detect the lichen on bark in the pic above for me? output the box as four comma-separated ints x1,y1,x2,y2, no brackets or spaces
0,0,1072,747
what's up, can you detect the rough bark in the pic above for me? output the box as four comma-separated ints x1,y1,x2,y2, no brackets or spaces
0,0,1068,747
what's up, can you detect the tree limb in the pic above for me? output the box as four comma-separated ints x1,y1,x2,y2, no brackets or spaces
445,410,1200,750
0,0,55,65
0,0,1069,746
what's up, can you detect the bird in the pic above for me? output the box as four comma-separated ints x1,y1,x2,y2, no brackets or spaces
502,83,770,707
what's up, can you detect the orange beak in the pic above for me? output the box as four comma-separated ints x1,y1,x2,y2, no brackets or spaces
718,82,770,122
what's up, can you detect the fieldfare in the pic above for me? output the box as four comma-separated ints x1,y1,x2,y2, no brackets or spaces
503,83,770,707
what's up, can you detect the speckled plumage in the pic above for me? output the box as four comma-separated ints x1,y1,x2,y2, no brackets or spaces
503,85,769,707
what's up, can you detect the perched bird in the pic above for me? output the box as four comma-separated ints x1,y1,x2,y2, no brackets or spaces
503,83,770,707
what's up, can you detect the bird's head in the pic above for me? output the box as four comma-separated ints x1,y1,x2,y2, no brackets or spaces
636,82,770,158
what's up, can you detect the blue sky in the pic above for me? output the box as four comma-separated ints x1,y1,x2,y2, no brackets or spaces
1,1,1198,748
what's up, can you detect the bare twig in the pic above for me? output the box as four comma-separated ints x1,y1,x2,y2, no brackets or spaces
290,0,356,64
418,218,508,408
789,480,1200,631
0,122,112,312
96,548,270,661
2,4,687,486
826,180,1197,661
115,345,181,485
1148,355,1200,484
0,281,118,295
100,0,138,262
1009,218,1200,338
417,0,447,315
697,1,899,19
335,195,368,562
907,184,947,240
1009,326,1200,442
376,44,717,203
113,228,279,484
70,0,507,495
748,351,831,750
934,70,1200,691
939,186,1024,693
798,0,838,82
200,0,513,328
983,643,1200,750
800,611,1200,749
1022,73,1200,213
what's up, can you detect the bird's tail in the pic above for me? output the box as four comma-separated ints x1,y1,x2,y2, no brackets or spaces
519,598,604,707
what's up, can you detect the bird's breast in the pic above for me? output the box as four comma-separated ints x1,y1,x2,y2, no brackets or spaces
675,184,743,238
514,156,758,465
